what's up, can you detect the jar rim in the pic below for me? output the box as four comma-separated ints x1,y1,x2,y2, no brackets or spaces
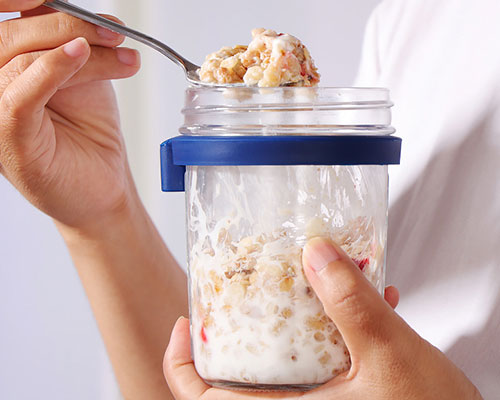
181,86,394,136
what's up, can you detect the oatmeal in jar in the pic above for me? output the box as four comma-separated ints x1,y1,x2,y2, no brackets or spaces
190,216,384,387
198,28,320,87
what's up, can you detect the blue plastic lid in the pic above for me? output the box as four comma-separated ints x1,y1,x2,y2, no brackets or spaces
161,135,402,192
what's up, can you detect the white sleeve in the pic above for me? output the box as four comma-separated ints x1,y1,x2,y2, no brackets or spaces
353,4,383,87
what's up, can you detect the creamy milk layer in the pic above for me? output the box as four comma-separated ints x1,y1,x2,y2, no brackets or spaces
198,28,320,87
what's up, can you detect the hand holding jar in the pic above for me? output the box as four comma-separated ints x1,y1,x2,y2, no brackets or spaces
164,238,483,400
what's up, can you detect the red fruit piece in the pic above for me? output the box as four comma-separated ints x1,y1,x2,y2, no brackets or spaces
354,258,369,271
200,326,207,343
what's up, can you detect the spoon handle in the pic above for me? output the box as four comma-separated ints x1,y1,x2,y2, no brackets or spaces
44,0,199,72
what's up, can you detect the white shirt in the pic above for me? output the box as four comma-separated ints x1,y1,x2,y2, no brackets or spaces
355,1,500,398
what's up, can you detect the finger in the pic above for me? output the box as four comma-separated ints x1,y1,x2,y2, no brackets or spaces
0,12,125,66
163,317,211,400
0,46,140,94
0,0,44,12
302,237,398,356
384,285,399,309
21,5,57,18
0,37,90,141
61,46,140,88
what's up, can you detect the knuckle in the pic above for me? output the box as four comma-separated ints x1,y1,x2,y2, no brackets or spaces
10,53,36,75
330,273,363,310
0,53,43,117
33,55,52,78
1,84,35,124
334,282,369,320
0,19,14,56
330,276,387,337
56,13,84,36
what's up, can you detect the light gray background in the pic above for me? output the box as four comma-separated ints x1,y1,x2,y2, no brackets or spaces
0,1,380,398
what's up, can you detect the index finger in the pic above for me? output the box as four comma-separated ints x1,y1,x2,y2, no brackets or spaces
0,0,44,12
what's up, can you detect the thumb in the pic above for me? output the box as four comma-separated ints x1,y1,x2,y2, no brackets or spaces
0,37,90,139
163,317,211,400
302,237,397,356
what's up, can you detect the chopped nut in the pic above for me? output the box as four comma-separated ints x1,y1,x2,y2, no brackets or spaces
258,262,282,281
314,345,325,354
271,320,286,335
217,228,228,245
203,315,214,327
285,264,297,277
329,330,342,345
226,282,246,302
203,247,215,257
208,270,223,294
306,315,326,331
319,352,332,365
266,303,279,316
281,307,293,319
237,237,262,255
202,284,213,297
246,343,259,355
224,270,236,279
241,268,255,275
279,277,294,292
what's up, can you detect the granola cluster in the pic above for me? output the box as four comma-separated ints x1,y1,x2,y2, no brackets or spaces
198,28,320,87
190,218,382,386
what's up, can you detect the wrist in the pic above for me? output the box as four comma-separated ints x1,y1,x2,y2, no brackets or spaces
55,190,148,245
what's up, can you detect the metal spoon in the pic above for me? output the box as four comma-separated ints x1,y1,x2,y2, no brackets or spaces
43,0,242,87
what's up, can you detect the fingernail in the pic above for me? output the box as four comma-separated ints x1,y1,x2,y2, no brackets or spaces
96,26,122,40
303,238,340,271
116,48,139,66
63,37,88,58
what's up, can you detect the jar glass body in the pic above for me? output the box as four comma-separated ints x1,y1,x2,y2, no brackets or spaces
182,87,394,391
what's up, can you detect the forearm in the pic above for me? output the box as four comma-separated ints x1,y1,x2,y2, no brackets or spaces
56,196,187,400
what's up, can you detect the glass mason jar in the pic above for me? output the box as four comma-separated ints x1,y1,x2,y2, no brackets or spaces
161,87,401,391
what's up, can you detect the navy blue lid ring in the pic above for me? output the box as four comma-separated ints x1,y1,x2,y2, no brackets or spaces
161,135,402,192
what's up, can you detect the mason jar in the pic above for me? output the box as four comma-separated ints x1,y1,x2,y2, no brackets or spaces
161,87,401,391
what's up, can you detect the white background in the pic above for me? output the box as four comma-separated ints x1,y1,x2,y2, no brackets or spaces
0,1,380,398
